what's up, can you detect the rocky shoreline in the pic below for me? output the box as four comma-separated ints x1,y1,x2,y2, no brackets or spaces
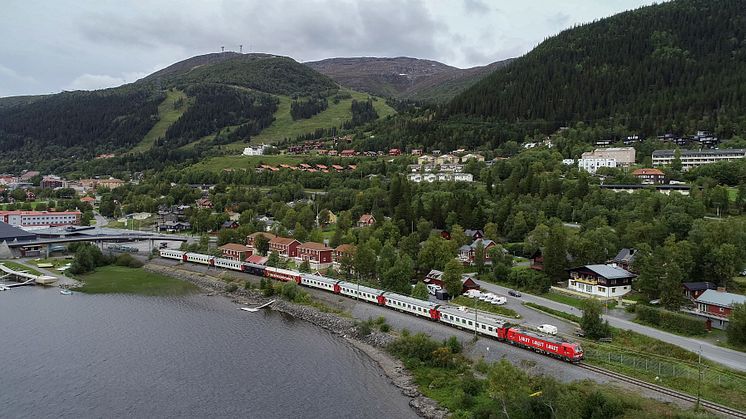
144,263,448,419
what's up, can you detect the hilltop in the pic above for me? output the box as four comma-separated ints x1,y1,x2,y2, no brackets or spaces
449,0,746,136
306,56,512,102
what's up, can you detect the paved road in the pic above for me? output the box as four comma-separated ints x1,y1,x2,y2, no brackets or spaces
93,212,108,227
476,280,746,372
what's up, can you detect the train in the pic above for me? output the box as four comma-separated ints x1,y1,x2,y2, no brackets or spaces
160,249,584,362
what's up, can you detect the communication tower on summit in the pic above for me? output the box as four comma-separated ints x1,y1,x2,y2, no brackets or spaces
221,46,225,52
239,44,243,53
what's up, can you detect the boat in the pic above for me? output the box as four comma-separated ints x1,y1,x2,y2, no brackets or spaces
60,289,73,295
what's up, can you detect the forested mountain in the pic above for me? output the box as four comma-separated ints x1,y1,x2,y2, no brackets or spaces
305,57,512,102
0,53,341,169
449,0,746,136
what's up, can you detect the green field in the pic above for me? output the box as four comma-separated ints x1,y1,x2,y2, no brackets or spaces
191,154,309,172
224,90,395,151
0,260,42,276
131,89,189,153
74,265,198,296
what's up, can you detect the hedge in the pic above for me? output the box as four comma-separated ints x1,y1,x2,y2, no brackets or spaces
635,305,707,336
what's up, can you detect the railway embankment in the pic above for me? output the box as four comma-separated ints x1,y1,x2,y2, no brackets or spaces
143,263,448,419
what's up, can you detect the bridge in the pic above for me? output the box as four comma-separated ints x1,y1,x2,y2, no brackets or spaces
3,233,189,258
0,263,56,286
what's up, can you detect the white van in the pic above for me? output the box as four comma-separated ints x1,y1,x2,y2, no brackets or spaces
537,324,558,335
427,284,442,296
465,289,482,298
489,296,507,305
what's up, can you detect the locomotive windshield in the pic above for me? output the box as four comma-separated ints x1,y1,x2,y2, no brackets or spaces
575,345,583,354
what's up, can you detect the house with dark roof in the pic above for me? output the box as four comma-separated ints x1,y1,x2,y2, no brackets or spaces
609,248,637,272
689,289,746,329
567,264,636,298
682,282,716,301
458,238,497,264
464,229,484,240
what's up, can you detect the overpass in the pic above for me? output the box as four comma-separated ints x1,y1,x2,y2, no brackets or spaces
3,234,189,257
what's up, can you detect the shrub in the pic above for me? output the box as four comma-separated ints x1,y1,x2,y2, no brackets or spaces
379,323,390,333
358,321,372,336
225,283,238,293
635,305,707,335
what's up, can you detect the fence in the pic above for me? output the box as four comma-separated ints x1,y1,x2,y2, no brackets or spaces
584,347,746,389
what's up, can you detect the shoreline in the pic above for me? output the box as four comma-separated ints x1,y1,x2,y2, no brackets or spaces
143,263,448,419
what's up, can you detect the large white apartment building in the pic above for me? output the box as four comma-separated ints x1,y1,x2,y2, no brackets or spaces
0,210,81,228
563,158,618,174
582,147,636,166
407,172,473,183
652,149,746,170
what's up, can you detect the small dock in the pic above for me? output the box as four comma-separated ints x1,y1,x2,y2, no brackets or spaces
238,300,276,312
0,263,58,288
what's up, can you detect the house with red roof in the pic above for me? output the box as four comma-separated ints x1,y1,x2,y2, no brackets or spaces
269,237,301,258
357,213,375,227
296,242,333,268
219,243,253,261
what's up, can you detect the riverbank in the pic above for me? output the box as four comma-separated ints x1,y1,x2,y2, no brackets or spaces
143,263,448,419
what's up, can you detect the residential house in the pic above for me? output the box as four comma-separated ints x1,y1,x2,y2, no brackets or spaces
424,269,480,295
219,243,252,261
340,149,356,157
221,220,239,229
609,248,637,272
464,229,484,241
195,198,213,209
435,154,459,165
80,196,96,205
157,221,191,232
567,264,636,298
41,175,67,189
682,282,716,301
296,242,333,269
458,238,496,264
633,168,666,185
461,153,485,162
268,237,301,258
417,155,436,165
333,244,355,263
389,148,402,156
357,213,375,227
411,149,423,156
690,289,746,329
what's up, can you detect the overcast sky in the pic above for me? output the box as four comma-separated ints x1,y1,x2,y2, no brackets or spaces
0,0,658,98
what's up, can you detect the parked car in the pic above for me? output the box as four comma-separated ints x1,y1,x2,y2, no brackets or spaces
479,293,495,301
435,289,450,300
427,284,442,296
574,328,585,337
489,296,507,305
465,289,482,299
508,290,522,297
537,324,558,335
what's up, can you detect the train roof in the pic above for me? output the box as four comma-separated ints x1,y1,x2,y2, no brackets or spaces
439,305,509,328
383,292,439,308
266,266,299,276
301,273,339,284
336,281,384,295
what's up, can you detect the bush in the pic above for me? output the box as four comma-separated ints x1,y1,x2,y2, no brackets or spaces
358,321,372,336
114,253,143,268
379,323,390,333
635,305,707,336
225,283,238,293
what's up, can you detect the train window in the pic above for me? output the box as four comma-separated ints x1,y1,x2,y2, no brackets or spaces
468,321,473,326
488,327,493,332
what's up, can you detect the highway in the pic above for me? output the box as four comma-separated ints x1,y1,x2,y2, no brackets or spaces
476,280,746,372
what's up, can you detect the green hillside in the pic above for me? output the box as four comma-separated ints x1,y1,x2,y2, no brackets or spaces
449,0,746,136
130,89,189,153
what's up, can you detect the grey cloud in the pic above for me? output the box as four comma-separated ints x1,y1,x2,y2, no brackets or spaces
463,0,491,15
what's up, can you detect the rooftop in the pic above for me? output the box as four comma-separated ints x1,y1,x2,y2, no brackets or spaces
696,289,746,308
653,149,746,157
576,264,636,279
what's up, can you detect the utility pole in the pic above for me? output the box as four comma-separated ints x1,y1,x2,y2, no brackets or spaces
696,344,703,410
474,296,478,339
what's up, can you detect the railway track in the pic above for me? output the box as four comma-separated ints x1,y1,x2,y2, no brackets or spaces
577,363,746,418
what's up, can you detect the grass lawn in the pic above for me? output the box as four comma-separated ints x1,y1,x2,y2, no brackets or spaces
452,296,520,318
0,201,49,211
74,265,198,296
31,258,71,269
191,154,309,172
222,89,395,151
131,89,189,153
0,260,42,276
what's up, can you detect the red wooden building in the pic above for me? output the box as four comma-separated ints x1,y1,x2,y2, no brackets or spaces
269,237,301,258
219,243,252,261
297,242,333,266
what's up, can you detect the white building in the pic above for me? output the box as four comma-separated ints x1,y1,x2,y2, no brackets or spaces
407,172,473,183
564,158,618,174
582,147,635,166
568,264,636,298
0,210,81,228
652,149,746,171
243,144,271,156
